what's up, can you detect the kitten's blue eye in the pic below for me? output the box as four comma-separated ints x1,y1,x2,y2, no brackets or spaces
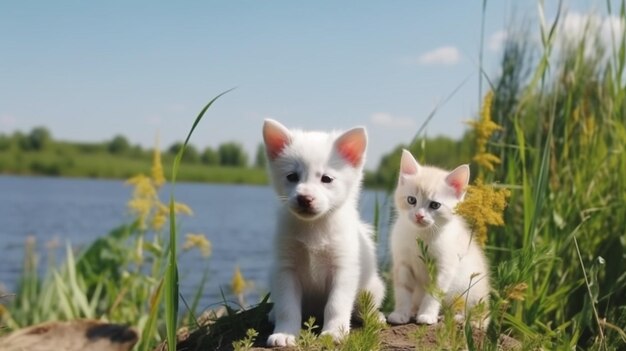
407,196,417,205
286,172,299,182
429,201,441,210
321,175,333,184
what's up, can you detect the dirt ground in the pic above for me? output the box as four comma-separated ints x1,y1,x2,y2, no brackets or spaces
245,323,520,351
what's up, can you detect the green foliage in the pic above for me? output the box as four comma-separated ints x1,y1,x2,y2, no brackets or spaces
218,141,248,167
232,328,259,351
108,135,131,154
2,224,166,344
254,143,267,169
475,4,626,349
201,146,220,165
374,2,626,349
0,130,267,184
164,89,233,350
168,142,200,163
22,127,52,151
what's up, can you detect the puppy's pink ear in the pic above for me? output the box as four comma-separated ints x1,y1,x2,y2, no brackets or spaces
400,149,419,176
445,164,470,199
263,119,291,160
335,127,367,167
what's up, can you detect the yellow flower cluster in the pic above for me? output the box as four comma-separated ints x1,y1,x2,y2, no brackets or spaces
126,140,193,232
455,179,510,247
151,136,166,188
504,282,528,302
468,90,502,172
126,174,156,230
182,233,212,258
231,265,248,296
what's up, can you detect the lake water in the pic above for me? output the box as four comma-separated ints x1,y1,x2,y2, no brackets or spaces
0,175,393,311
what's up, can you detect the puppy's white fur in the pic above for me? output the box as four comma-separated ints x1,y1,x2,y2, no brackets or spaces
263,119,385,347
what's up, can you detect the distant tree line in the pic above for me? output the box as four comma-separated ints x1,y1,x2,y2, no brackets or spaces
0,127,268,169
1,126,477,187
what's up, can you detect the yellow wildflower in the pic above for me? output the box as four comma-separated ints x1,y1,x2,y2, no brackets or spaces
151,203,169,232
231,265,247,296
128,197,151,230
125,136,195,232
504,282,528,302
182,233,212,257
467,90,502,172
455,179,510,246
127,174,157,201
450,294,465,313
174,202,193,216
151,135,166,188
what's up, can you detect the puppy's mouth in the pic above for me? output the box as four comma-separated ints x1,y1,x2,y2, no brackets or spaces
290,206,321,220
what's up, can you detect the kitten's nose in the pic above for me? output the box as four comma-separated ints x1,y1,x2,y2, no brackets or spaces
297,194,313,208
415,213,424,221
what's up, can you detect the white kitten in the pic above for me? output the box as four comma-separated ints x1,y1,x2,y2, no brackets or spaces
387,149,490,326
262,119,385,347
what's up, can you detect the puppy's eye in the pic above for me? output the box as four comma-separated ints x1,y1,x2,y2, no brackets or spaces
429,201,441,210
286,172,299,182
321,175,334,184
407,196,417,205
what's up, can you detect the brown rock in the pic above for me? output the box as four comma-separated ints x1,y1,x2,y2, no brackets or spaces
0,319,138,351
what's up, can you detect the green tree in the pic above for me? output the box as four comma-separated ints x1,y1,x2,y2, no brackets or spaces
108,135,130,154
0,134,10,151
201,147,220,165
254,144,266,168
218,142,248,167
169,142,200,163
21,127,52,151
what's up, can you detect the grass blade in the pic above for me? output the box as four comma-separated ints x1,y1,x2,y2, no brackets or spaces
164,89,233,350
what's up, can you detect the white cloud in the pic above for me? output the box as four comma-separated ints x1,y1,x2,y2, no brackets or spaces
488,30,508,52
560,12,625,52
370,112,416,129
417,46,461,66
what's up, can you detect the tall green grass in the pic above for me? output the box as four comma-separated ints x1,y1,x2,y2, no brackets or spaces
163,89,233,350
482,1,626,348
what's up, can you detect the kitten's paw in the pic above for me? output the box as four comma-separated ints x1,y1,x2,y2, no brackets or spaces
416,313,438,325
387,311,411,325
267,333,296,347
320,328,348,343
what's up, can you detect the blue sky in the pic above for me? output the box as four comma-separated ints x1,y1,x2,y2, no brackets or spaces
0,1,618,169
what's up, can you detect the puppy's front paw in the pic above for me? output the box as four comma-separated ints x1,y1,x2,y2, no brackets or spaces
267,333,296,347
387,310,411,325
416,313,438,325
320,328,348,343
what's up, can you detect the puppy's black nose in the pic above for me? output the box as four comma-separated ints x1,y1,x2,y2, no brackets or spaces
297,194,313,208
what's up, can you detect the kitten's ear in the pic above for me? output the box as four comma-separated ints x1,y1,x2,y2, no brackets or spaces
263,119,292,160
446,164,470,199
335,127,367,167
400,149,420,176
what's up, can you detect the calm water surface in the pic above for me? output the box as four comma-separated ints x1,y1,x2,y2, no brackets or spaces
0,175,392,310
